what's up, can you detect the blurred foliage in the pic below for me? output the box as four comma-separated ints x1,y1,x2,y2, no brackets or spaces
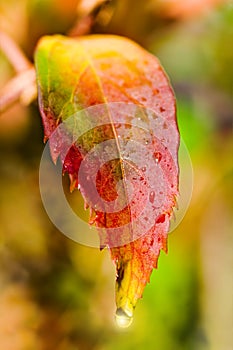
0,0,232,350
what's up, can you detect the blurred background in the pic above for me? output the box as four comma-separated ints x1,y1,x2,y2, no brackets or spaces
0,0,232,349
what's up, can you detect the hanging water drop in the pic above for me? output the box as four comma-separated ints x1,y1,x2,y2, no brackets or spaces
115,308,133,328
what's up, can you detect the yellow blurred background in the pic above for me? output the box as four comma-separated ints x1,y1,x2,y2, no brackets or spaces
0,1,232,349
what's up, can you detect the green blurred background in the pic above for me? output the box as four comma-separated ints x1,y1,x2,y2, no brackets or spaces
0,1,232,349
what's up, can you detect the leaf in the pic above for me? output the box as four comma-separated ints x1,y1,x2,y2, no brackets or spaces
35,34,179,325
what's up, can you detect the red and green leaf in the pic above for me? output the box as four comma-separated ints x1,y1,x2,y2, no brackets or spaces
35,34,179,324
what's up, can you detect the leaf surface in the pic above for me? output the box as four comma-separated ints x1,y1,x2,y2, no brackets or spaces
35,34,179,323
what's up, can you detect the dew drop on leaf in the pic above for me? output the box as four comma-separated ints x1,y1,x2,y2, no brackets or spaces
149,191,155,203
154,151,162,163
156,213,166,224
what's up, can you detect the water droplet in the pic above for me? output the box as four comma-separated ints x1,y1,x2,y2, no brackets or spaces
115,308,133,328
149,191,155,203
141,166,146,172
77,184,81,190
153,88,159,95
145,140,149,145
156,213,166,223
154,151,162,164
53,145,58,153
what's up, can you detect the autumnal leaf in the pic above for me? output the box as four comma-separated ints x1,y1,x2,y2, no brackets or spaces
35,34,179,325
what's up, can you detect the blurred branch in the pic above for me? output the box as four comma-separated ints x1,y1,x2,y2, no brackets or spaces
0,30,37,114
68,14,94,36
0,30,31,72
68,0,114,36
0,1,114,113
78,0,109,17
0,67,37,114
